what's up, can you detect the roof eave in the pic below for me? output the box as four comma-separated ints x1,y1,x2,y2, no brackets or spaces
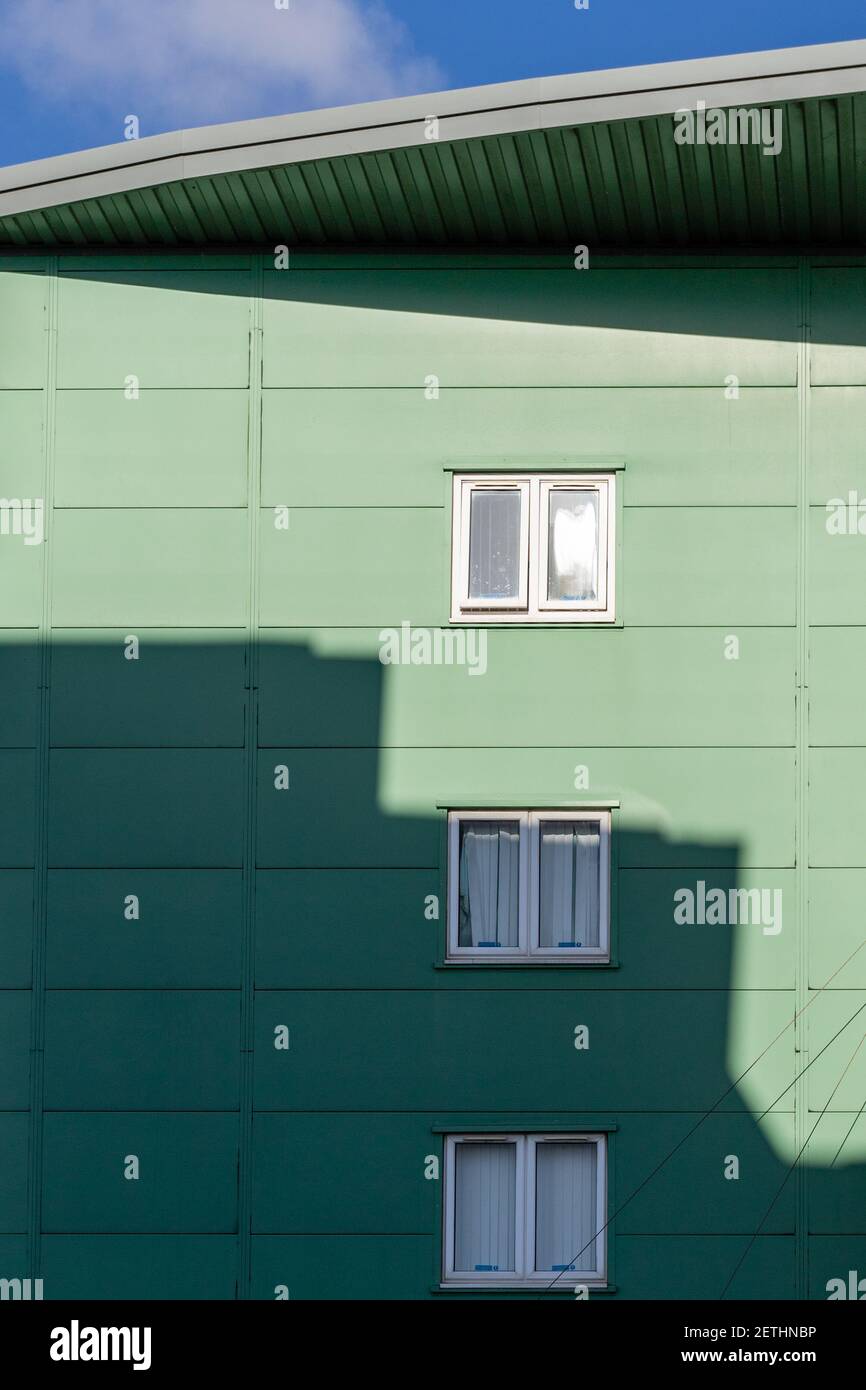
3,37,866,220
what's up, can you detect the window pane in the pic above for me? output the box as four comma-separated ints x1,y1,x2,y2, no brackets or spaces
539,820,600,948
468,489,522,601
535,1142,598,1273
459,820,520,948
455,1143,517,1273
547,489,599,602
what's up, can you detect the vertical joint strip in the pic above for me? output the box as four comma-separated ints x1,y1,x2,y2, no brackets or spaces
237,255,264,1298
29,255,58,1277
795,256,811,1300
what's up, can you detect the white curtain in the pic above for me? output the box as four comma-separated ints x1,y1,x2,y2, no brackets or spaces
468,489,521,600
548,490,598,601
455,1142,517,1273
459,821,520,947
539,821,600,947
535,1142,598,1273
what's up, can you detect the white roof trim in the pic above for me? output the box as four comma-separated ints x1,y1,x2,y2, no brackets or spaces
2,38,866,219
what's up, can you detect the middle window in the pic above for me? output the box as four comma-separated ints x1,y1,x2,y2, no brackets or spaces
447,809,611,963
450,472,616,623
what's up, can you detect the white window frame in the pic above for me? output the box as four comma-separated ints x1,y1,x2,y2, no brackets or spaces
443,1133,607,1288
447,809,611,963
450,473,616,623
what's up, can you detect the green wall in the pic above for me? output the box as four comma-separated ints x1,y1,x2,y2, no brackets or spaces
0,251,864,1299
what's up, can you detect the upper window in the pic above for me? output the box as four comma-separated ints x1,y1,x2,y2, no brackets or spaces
447,809,611,963
442,1133,607,1288
451,473,616,622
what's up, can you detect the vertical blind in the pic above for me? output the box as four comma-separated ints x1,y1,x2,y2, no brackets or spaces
459,820,520,947
535,1142,599,1273
468,488,522,600
454,1142,517,1272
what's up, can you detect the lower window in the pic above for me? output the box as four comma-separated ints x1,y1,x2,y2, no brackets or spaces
443,1133,607,1287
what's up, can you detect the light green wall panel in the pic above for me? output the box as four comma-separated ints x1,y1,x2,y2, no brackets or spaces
376,747,795,869
0,870,33,987
259,506,796,629
0,751,36,866
621,868,795,990
624,507,796,626
42,1114,239,1232
48,750,245,866
258,634,383,747
256,750,438,868
810,628,866,744
253,990,793,1112
809,387,866,499
258,628,796,748
253,1115,435,1233
46,870,243,987
809,870,866,988
54,390,249,505
810,507,866,624
0,391,44,494
254,865,794,991
0,991,31,1107
615,1113,795,1234
0,1114,28,1230
0,268,46,388
809,1238,866,1299
50,631,246,746
0,636,39,746
807,990,866,1111
615,1235,794,1300
41,1236,238,1299
255,869,436,988
51,510,249,626
44,991,240,1109
57,271,250,388
262,269,798,387
811,269,866,385
808,1118,866,1231
252,1113,796,1240
259,508,442,627
260,386,798,508
251,1234,432,1301
0,538,44,626
809,750,866,865
0,1238,28,1278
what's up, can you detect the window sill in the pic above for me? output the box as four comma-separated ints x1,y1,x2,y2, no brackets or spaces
432,1284,617,1296
434,959,619,970
447,617,622,628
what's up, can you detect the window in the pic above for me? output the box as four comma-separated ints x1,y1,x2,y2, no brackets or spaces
443,1134,607,1287
447,810,610,962
451,473,616,622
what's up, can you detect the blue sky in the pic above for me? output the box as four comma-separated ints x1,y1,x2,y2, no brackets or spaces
0,0,864,168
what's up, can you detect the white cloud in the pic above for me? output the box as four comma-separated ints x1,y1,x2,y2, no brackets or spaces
0,0,445,130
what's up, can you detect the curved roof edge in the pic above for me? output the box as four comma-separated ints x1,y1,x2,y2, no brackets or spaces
3,38,866,219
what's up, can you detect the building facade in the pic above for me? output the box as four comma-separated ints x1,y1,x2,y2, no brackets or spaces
0,40,865,1299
